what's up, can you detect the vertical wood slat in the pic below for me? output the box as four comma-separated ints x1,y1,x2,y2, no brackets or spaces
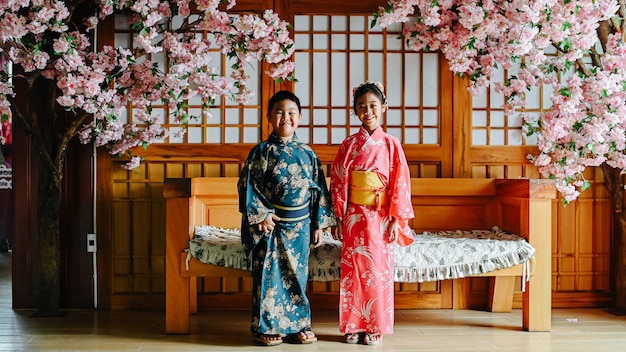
451,61,471,178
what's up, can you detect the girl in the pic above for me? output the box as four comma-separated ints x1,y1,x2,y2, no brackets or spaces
330,82,414,346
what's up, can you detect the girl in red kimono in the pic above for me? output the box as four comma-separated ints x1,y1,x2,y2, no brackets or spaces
330,81,414,346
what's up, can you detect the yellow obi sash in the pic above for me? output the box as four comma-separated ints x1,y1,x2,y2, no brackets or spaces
349,170,388,210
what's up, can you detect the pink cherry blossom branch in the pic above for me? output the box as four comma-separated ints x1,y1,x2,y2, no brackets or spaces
0,0,296,169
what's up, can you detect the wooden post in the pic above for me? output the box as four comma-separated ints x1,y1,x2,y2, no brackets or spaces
523,186,553,331
164,179,192,334
496,179,555,331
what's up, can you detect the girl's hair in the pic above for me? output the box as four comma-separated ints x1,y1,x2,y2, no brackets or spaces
352,82,386,113
267,90,302,118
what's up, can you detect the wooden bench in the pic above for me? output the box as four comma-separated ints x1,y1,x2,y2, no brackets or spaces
164,177,555,334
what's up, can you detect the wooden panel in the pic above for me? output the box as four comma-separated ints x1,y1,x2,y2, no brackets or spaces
183,253,250,278
471,146,539,164
412,178,495,196
112,202,131,256
557,201,577,291
411,178,496,231
577,200,594,291
412,204,488,231
152,200,166,256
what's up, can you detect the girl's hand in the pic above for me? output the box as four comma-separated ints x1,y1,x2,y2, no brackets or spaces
388,217,400,243
258,214,280,235
332,219,343,240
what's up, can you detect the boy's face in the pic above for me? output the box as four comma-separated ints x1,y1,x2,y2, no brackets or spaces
269,99,301,140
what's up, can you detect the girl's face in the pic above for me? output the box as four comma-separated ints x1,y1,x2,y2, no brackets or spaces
354,92,386,134
269,99,301,141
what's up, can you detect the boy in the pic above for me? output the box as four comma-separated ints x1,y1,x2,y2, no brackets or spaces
238,90,336,346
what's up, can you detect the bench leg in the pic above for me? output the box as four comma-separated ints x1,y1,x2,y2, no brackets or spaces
488,276,514,312
523,198,552,331
190,277,198,314
166,274,191,334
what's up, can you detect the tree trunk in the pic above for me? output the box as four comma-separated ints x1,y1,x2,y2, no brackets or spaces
28,76,67,317
33,165,63,316
614,209,626,315
601,164,626,315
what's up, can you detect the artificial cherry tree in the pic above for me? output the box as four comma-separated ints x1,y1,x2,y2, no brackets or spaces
0,0,294,316
375,0,626,313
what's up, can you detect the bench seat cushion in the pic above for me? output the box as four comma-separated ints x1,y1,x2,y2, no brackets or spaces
187,226,535,283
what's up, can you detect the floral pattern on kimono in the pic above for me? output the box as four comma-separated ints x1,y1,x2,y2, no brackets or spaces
330,126,414,335
238,132,336,336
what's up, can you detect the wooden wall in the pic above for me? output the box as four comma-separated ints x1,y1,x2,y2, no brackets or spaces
94,0,613,310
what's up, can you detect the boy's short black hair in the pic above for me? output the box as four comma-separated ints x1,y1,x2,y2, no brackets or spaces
267,90,302,118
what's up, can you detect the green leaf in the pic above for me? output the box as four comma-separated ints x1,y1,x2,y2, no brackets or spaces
564,61,573,71
467,37,477,50
581,180,591,192
574,4,582,15
573,121,583,131
560,37,572,51
370,16,378,29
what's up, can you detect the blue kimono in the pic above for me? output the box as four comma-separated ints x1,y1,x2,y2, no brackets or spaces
238,132,336,336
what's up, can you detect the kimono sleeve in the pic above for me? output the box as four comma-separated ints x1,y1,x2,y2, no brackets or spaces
330,140,351,220
237,144,273,254
309,153,337,232
387,137,415,246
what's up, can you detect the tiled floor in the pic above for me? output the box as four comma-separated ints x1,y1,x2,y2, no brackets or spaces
1,252,626,351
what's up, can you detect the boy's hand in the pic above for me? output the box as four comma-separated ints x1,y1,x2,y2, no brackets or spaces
311,229,324,248
258,214,280,235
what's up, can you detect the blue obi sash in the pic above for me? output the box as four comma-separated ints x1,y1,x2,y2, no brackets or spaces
271,201,310,222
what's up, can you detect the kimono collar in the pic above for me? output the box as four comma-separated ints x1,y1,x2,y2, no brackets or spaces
359,125,385,140
269,132,299,145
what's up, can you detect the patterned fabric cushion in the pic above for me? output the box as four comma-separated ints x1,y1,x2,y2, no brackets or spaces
188,226,535,283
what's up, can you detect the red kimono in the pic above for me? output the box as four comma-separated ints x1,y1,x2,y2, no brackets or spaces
330,126,414,335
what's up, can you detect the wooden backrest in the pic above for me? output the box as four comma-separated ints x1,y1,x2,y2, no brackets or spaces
190,177,241,232
410,178,498,232
164,177,556,241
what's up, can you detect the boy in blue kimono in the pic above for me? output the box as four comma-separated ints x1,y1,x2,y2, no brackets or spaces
238,90,336,346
